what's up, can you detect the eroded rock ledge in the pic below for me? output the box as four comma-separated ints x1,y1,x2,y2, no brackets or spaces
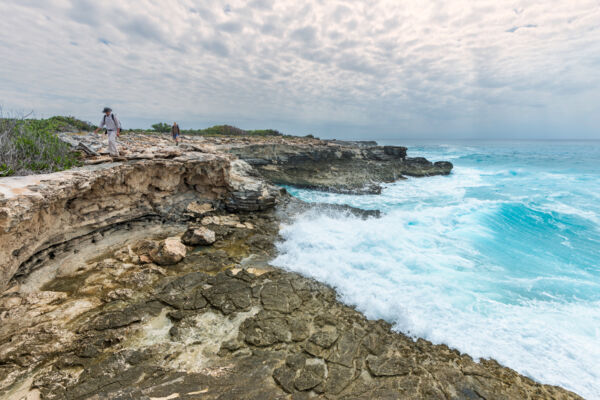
0,150,277,292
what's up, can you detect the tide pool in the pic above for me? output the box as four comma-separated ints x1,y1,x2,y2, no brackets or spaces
273,141,600,399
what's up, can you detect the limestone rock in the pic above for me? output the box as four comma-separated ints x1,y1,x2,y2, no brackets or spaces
241,310,291,346
260,280,302,314
181,227,216,246
366,353,411,377
149,237,187,265
294,360,327,391
185,201,214,218
0,132,281,291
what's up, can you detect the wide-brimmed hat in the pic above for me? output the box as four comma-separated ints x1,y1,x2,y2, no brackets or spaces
102,107,112,113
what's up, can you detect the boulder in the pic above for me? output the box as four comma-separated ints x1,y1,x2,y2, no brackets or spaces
181,227,216,246
149,237,187,265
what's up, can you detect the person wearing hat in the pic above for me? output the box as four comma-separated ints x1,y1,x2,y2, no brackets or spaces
94,107,122,157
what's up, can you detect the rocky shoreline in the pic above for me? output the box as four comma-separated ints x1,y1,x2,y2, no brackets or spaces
0,132,582,399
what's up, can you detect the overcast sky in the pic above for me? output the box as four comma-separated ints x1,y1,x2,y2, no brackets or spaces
1,0,599,139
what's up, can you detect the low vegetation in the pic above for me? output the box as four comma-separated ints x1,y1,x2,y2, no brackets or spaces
151,122,171,133
151,123,284,137
0,115,89,176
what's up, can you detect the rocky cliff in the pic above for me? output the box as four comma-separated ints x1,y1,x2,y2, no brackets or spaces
0,132,581,399
0,146,278,293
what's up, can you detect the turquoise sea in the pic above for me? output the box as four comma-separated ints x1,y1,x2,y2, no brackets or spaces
273,141,600,399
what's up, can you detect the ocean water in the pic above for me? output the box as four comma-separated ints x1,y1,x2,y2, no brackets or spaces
273,141,600,399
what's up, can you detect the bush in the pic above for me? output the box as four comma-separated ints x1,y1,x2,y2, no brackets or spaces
152,122,171,133
182,125,284,137
47,116,96,132
0,115,81,176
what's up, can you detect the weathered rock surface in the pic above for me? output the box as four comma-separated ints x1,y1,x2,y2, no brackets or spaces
0,222,581,399
222,141,453,194
0,136,278,291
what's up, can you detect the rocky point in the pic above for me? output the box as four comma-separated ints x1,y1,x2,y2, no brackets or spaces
0,131,581,399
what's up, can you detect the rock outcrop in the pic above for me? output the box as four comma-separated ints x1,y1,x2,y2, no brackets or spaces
222,142,453,194
0,149,277,292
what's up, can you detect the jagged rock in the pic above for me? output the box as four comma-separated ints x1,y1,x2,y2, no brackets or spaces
181,226,216,246
158,285,207,310
322,364,355,394
201,214,242,227
132,239,158,256
149,237,187,265
273,355,327,393
0,132,581,400
326,332,362,367
309,329,339,349
273,364,297,393
0,138,280,291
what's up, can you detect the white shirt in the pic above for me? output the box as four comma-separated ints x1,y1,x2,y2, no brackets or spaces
98,113,121,131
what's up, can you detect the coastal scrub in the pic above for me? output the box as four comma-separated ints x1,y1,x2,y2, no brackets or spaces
0,116,87,176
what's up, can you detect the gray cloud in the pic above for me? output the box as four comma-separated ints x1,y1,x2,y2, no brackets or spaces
290,26,317,43
0,0,599,139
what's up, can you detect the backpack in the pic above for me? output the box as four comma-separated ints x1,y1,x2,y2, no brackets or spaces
103,113,123,134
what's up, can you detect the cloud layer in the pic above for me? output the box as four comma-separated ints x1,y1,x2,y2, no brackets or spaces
1,0,599,139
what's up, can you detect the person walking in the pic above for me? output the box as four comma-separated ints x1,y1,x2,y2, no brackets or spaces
171,122,181,146
94,107,121,157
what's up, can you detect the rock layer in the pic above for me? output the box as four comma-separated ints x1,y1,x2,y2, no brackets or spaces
0,150,277,292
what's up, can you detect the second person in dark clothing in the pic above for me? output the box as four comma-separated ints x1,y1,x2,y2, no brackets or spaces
171,122,181,146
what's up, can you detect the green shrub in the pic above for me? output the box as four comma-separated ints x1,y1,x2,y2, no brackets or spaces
152,122,171,133
181,125,284,137
46,116,96,132
0,116,81,176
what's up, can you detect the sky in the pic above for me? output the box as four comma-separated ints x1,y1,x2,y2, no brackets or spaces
1,0,599,140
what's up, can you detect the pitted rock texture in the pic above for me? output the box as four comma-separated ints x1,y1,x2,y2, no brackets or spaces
1,269,583,399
